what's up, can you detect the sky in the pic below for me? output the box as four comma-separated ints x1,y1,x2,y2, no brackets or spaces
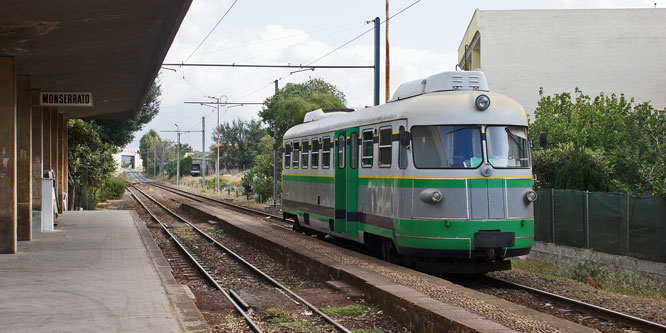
130,0,658,149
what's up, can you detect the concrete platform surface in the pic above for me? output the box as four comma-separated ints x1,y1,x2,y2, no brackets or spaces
0,210,209,333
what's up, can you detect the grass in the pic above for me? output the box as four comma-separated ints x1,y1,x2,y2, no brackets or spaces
511,258,666,301
264,308,319,332
320,304,377,318
283,280,313,290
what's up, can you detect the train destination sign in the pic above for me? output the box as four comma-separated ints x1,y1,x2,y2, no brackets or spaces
40,92,93,107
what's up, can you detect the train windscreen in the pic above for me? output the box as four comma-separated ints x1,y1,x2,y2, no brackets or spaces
411,125,482,168
486,126,530,168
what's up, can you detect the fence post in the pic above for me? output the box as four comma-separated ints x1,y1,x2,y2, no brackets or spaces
585,190,590,248
551,188,555,243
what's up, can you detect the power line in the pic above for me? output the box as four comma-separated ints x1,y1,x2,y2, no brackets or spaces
185,0,240,63
163,63,373,69
306,0,422,66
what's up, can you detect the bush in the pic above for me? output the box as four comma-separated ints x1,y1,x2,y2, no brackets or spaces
100,176,125,200
532,143,621,192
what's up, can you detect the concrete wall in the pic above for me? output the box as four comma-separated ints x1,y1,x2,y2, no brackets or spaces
459,9,666,117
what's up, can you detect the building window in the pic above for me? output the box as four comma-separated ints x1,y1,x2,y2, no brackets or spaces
379,126,392,167
322,137,331,169
361,129,373,168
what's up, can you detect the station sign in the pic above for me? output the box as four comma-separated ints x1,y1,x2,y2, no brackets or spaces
40,92,93,107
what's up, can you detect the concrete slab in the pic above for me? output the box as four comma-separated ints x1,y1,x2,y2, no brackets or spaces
0,210,209,333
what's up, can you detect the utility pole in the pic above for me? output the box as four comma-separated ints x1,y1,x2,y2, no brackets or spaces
374,17,380,106
273,79,279,207
385,0,390,102
161,142,165,180
201,116,206,189
153,143,157,177
161,124,203,187
176,125,180,185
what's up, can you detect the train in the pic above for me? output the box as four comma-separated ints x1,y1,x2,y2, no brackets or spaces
280,71,535,273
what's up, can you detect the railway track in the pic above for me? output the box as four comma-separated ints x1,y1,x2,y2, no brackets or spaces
126,171,666,332
484,276,666,333
126,182,351,333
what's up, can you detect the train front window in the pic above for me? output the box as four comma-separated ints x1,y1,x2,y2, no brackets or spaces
486,126,530,168
411,125,482,169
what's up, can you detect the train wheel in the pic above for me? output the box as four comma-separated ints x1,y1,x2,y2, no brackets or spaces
380,238,397,262
292,217,302,233
316,233,326,240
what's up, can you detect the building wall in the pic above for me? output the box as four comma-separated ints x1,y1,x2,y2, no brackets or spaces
461,9,666,118
113,148,142,171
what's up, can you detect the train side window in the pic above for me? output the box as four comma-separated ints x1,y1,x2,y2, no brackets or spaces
311,138,319,169
361,129,373,168
284,143,291,169
350,133,358,169
292,141,300,169
399,126,408,169
337,135,345,169
322,137,331,169
379,126,392,167
301,139,309,169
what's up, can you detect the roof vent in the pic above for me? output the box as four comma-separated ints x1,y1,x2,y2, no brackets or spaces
303,108,354,122
425,71,488,93
388,79,427,102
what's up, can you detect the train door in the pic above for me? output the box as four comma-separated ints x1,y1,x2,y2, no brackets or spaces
345,128,360,237
334,130,347,233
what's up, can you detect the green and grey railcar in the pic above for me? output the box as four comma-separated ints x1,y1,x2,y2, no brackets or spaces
281,71,536,273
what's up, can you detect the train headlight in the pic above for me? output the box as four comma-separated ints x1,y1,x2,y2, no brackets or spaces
475,94,491,111
419,189,443,204
431,191,443,203
525,190,538,202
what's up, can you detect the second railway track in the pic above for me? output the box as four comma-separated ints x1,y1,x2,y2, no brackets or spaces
127,183,352,333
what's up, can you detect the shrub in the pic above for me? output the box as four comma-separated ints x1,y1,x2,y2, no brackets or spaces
100,176,125,200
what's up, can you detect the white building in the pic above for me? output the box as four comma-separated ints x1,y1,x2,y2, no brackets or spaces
113,147,142,171
457,8,666,117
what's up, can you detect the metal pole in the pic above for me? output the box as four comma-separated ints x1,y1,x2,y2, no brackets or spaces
161,142,165,180
153,143,156,177
373,17,380,106
216,98,220,192
385,0,390,102
273,80,279,207
202,116,206,189
176,124,180,186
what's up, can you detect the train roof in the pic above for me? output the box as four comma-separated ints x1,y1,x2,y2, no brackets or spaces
283,71,528,141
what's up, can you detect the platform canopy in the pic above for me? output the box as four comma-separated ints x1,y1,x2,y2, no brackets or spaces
0,0,191,119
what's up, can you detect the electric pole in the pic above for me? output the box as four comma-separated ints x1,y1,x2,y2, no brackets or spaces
273,80,279,207
201,117,206,189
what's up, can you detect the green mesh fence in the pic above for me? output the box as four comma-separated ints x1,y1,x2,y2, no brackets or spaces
534,189,666,263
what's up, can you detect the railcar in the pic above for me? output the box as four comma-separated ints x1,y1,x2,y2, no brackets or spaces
281,71,535,273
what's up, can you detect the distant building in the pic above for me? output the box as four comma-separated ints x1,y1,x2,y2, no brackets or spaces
457,8,666,117
113,148,142,170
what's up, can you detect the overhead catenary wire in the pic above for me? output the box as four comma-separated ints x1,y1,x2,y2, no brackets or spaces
306,0,422,66
184,0,240,63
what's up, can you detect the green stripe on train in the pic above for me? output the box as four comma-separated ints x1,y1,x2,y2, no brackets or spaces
284,175,532,189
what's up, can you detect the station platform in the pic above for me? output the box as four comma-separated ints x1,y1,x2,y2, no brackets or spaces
0,210,209,333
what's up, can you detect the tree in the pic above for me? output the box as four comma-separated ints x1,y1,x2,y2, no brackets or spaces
139,129,161,172
259,78,346,148
213,118,265,170
530,88,666,196
242,135,279,202
86,81,162,147
67,119,116,209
